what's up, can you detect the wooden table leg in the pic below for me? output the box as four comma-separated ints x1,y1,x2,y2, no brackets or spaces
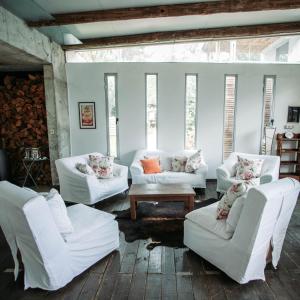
130,196,137,220
184,198,189,211
188,195,194,212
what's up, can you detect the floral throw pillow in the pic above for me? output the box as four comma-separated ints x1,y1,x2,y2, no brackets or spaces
235,156,264,180
216,182,248,220
97,156,114,179
88,154,114,179
171,156,187,172
88,154,103,173
75,163,95,175
185,150,202,173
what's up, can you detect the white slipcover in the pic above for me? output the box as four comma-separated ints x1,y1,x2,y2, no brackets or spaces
216,152,280,193
0,181,119,290
130,149,208,188
55,153,129,205
184,178,300,284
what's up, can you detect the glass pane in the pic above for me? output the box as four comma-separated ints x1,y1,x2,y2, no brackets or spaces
67,35,300,63
106,75,118,157
263,77,275,128
146,74,157,149
223,75,237,160
185,75,197,150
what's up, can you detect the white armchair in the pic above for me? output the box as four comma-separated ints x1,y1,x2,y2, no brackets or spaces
56,153,128,205
184,178,300,284
130,149,208,188
0,181,119,290
216,152,280,194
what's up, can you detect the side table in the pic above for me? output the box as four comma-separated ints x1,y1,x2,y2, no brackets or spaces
22,157,49,187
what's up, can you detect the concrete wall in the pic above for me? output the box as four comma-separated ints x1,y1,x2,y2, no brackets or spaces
66,62,300,179
0,6,70,184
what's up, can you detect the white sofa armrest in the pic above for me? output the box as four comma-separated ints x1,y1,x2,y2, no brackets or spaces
130,161,144,177
260,156,280,184
195,162,208,175
216,165,231,179
113,163,128,177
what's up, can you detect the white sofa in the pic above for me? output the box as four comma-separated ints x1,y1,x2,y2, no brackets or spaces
130,149,208,188
56,153,128,205
184,178,300,284
216,152,280,194
0,181,119,290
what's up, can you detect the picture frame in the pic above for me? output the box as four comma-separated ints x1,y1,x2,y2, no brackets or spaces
287,106,300,123
78,102,96,129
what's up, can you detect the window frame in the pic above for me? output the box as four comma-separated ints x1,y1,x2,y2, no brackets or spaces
222,74,238,161
145,73,158,149
184,73,198,150
260,75,276,149
104,73,120,158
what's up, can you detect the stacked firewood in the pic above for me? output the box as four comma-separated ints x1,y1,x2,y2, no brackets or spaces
0,73,51,185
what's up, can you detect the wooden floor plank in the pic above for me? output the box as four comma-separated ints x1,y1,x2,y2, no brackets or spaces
192,275,209,300
89,254,110,274
145,274,162,300
134,240,150,274
161,247,175,274
128,273,147,300
111,273,133,300
176,274,194,300
174,248,192,273
78,273,103,300
120,240,139,273
161,274,177,300
148,246,162,274
95,251,121,300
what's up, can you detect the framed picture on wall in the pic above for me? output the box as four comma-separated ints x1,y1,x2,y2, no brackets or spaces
78,102,96,129
287,106,300,123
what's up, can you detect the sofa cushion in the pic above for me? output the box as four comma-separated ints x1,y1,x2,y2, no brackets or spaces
236,156,264,180
45,188,74,235
186,202,232,240
226,195,246,234
216,182,248,219
89,154,114,179
65,204,115,243
75,163,95,175
185,150,202,173
171,156,187,172
140,159,161,174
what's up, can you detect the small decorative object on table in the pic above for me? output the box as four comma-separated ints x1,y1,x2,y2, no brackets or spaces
31,147,41,159
24,148,31,159
285,131,294,139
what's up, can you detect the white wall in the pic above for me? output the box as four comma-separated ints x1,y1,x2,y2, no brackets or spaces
66,62,300,178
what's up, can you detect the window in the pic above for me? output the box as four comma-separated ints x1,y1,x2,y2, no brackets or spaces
104,74,119,157
262,76,276,128
223,75,238,160
146,74,158,149
276,42,289,62
185,74,198,150
66,35,300,64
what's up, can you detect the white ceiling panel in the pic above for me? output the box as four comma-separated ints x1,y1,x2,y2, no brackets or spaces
33,0,217,14
64,9,300,39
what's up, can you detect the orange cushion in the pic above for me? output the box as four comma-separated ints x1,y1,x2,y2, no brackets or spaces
140,159,161,174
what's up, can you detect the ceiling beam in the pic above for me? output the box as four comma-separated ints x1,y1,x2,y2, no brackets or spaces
63,22,300,50
28,0,300,27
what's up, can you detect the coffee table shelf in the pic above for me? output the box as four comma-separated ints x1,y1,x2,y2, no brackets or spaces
129,183,195,220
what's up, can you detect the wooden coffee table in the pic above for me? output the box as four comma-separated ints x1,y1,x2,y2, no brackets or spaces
129,183,195,220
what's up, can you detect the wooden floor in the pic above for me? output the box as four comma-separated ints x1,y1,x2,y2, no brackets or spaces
0,182,299,300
